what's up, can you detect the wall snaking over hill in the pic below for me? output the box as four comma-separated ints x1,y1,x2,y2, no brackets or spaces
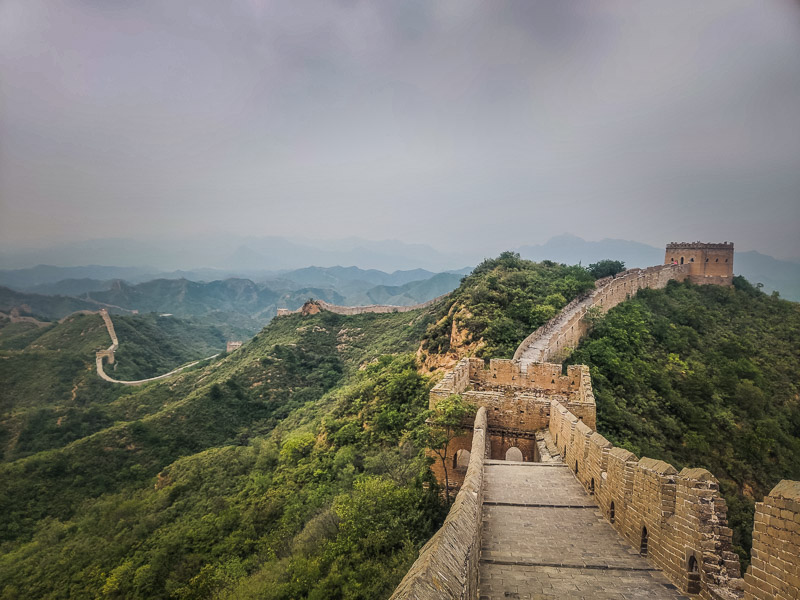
393,252,800,599
94,309,219,386
514,264,690,364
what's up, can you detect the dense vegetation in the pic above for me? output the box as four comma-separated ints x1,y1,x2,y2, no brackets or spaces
421,252,596,359
0,307,445,599
568,277,800,565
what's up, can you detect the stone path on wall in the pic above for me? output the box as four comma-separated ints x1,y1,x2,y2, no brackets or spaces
515,283,603,367
479,461,689,599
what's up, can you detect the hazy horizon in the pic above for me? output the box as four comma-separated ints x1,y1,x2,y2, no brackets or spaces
2,1,799,260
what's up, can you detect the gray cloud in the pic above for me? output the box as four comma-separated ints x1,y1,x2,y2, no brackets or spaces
1,0,799,260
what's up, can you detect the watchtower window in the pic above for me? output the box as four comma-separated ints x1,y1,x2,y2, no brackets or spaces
725,258,728,262
589,478,595,495
688,555,698,572
690,257,694,262
680,257,684,264
715,258,719,262
574,461,579,474
609,501,615,523
640,527,649,556
705,258,709,262
687,555,701,594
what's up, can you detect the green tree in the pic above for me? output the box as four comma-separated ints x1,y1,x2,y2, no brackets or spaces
587,259,625,279
416,394,473,502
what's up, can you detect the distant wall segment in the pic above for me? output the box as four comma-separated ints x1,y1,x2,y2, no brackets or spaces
276,294,449,317
94,309,218,386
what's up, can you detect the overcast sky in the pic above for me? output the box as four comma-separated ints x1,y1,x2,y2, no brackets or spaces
1,0,799,259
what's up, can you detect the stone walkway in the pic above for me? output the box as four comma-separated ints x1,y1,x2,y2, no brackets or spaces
478,460,689,599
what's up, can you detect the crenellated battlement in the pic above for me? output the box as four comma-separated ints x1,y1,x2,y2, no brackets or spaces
666,241,734,250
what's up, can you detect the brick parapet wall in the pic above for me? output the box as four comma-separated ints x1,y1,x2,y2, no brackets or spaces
550,398,745,597
743,480,800,599
430,358,472,405
461,390,551,433
468,358,584,397
514,264,691,363
431,358,594,429
390,407,488,600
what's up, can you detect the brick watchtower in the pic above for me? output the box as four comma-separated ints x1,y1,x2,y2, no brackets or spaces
664,241,734,286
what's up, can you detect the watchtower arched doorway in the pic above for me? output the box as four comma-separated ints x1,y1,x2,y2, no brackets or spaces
453,449,470,470
505,447,523,462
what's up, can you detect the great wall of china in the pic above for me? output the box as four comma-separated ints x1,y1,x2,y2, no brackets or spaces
94,309,219,386
276,294,449,317
390,242,800,600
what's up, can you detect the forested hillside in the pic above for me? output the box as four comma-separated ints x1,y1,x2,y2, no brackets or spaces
419,252,596,366
0,286,116,320
0,306,444,599
567,277,800,565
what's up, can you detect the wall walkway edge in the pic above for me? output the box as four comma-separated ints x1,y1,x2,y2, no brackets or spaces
389,407,488,600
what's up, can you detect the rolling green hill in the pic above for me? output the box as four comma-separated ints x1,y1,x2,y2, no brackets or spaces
0,286,117,320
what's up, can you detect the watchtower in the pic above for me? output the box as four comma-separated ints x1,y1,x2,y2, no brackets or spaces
665,241,733,286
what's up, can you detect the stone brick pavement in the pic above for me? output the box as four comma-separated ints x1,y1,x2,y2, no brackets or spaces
479,462,689,599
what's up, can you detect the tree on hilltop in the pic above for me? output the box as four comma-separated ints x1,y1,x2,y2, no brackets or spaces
587,259,625,279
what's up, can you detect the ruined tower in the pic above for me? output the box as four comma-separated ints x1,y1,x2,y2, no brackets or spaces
664,241,734,286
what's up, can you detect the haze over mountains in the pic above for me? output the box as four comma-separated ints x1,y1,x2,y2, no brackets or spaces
2,234,797,301
0,265,469,337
